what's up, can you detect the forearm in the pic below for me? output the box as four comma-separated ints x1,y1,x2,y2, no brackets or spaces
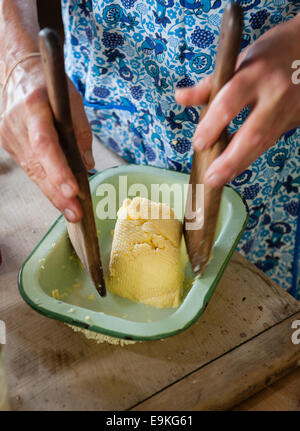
0,0,40,81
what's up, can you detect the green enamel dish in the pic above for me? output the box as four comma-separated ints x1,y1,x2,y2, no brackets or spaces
18,164,248,341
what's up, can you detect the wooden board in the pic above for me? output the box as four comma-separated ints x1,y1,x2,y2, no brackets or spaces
0,145,300,411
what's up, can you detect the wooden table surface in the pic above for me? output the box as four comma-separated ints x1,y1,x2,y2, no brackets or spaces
0,141,300,411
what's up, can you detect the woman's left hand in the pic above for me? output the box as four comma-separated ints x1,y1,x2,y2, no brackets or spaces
175,13,300,187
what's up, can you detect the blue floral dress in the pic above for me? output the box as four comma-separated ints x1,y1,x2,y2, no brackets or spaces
61,0,300,299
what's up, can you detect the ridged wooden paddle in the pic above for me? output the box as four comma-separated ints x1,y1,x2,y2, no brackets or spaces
39,28,106,297
184,2,243,276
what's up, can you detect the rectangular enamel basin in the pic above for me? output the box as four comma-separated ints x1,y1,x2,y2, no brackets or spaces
18,165,248,341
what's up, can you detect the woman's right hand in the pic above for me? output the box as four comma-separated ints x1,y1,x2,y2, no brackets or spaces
0,56,94,222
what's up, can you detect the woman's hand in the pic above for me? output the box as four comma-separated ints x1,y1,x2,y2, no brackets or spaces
0,57,94,222
175,14,300,187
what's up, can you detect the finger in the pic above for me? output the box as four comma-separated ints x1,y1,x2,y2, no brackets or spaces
32,167,83,222
38,178,83,223
68,81,94,170
175,75,212,107
203,102,282,187
27,106,80,200
193,72,255,151
3,134,82,222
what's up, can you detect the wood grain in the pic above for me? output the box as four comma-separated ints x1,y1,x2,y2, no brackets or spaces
235,367,300,411
184,2,243,275
0,145,299,411
131,313,300,411
39,29,106,296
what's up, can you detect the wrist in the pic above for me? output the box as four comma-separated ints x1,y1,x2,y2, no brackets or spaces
0,0,40,81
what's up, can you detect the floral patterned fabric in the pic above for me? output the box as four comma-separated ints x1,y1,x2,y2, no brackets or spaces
61,0,300,299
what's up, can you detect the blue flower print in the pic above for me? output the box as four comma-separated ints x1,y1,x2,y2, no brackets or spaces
176,75,195,88
94,13,102,24
130,59,139,69
62,0,300,298
121,0,137,9
71,34,79,46
233,106,250,125
242,239,254,254
102,32,124,49
267,147,288,170
284,200,299,216
243,183,260,200
168,35,180,49
171,137,191,154
133,32,143,42
95,56,105,66
108,137,120,152
207,13,221,27
166,130,175,140
130,85,144,100
175,65,186,76
168,9,177,19
145,60,159,77
79,17,88,26
123,44,135,56
270,14,282,24
185,15,196,27
160,66,169,77
145,145,156,161
182,129,193,138
145,93,154,102
154,124,162,134
160,99,171,112
103,5,123,25
136,2,148,14
94,40,101,51
175,27,186,38
238,0,260,12
93,86,110,98
249,10,270,29
260,184,272,197
232,169,252,186
191,27,215,48
147,21,155,32
190,53,212,74
142,74,153,87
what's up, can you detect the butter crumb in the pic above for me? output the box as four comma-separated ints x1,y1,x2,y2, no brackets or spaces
51,289,59,299
67,324,137,346
51,289,67,300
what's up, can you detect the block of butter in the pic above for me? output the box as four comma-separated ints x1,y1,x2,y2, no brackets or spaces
107,197,184,309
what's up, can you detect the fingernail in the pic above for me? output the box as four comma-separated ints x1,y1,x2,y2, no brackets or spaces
61,183,74,198
83,150,95,167
205,172,224,187
64,208,77,222
193,136,207,151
